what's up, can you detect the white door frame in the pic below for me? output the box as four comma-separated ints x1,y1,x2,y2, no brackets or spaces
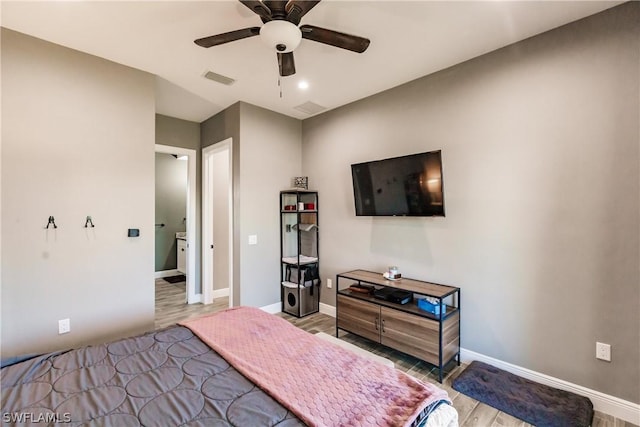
202,138,233,306
155,144,199,304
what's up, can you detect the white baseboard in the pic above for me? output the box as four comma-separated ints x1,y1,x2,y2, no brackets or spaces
212,288,229,299
319,302,336,317
460,349,640,425
320,304,638,424
260,302,281,314
187,293,202,304
155,269,179,279
263,302,332,316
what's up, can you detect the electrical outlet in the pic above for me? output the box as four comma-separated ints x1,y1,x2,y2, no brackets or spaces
248,235,257,245
596,342,611,362
58,318,71,335
327,279,332,289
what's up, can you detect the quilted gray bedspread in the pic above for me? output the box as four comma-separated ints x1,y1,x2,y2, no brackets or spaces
1,326,305,426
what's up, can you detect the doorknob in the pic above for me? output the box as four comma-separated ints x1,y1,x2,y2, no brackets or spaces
210,244,214,249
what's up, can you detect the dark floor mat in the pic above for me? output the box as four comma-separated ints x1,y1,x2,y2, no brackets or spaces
163,274,186,284
452,361,593,427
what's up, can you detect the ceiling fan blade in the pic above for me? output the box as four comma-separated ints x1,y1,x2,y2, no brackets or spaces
277,52,296,76
286,0,321,25
300,24,370,53
239,0,272,22
194,27,260,48
263,0,288,19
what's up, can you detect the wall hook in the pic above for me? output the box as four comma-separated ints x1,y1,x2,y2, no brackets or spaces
46,216,57,229
84,216,95,228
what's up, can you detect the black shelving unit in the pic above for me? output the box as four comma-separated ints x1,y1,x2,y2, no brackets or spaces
280,190,320,317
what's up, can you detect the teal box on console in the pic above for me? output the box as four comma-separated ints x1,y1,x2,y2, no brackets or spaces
417,298,446,316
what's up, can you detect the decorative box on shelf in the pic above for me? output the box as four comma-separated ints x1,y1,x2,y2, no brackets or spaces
417,298,447,317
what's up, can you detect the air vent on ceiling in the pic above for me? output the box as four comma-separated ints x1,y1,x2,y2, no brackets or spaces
203,70,235,86
293,101,327,115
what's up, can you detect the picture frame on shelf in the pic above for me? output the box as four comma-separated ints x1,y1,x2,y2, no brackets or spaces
293,176,308,190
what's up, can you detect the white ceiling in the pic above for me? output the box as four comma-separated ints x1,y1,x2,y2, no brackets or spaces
1,1,622,123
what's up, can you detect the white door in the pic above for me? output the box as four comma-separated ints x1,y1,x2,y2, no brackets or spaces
202,138,233,306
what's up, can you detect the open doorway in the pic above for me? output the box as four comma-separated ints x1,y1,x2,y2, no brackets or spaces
154,144,197,304
202,138,233,307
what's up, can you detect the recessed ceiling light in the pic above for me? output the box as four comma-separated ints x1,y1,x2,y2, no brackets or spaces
298,81,309,90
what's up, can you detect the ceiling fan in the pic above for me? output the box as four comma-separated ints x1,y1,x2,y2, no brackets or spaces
194,0,370,77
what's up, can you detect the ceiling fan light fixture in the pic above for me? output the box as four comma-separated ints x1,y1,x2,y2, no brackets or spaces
260,20,302,53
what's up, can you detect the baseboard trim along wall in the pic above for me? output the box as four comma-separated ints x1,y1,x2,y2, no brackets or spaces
212,288,229,299
459,349,640,425
154,269,179,279
260,302,282,314
319,302,336,318
259,302,334,316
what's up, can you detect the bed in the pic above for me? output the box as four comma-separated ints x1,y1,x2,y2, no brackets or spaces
1,307,458,426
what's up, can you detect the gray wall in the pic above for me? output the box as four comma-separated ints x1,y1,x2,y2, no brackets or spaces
154,153,187,271
201,103,241,149
201,103,241,304
238,103,302,307
201,102,301,307
302,3,639,403
155,114,201,290
1,28,156,357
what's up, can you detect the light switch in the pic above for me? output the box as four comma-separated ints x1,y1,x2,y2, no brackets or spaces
248,235,258,245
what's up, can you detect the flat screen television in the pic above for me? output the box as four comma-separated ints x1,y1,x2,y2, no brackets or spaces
351,150,445,217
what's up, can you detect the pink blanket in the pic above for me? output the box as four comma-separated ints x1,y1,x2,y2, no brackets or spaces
181,307,450,427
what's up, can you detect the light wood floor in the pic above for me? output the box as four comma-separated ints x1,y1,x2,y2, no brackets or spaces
155,278,636,427
154,278,229,329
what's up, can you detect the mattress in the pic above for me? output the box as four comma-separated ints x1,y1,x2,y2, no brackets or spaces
420,403,459,427
1,326,304,426
1,311,458,426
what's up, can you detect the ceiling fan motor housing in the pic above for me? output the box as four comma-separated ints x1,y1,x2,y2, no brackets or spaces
260,20,302,53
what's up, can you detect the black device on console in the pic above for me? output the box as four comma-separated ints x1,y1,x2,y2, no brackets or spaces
373,287,414,305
